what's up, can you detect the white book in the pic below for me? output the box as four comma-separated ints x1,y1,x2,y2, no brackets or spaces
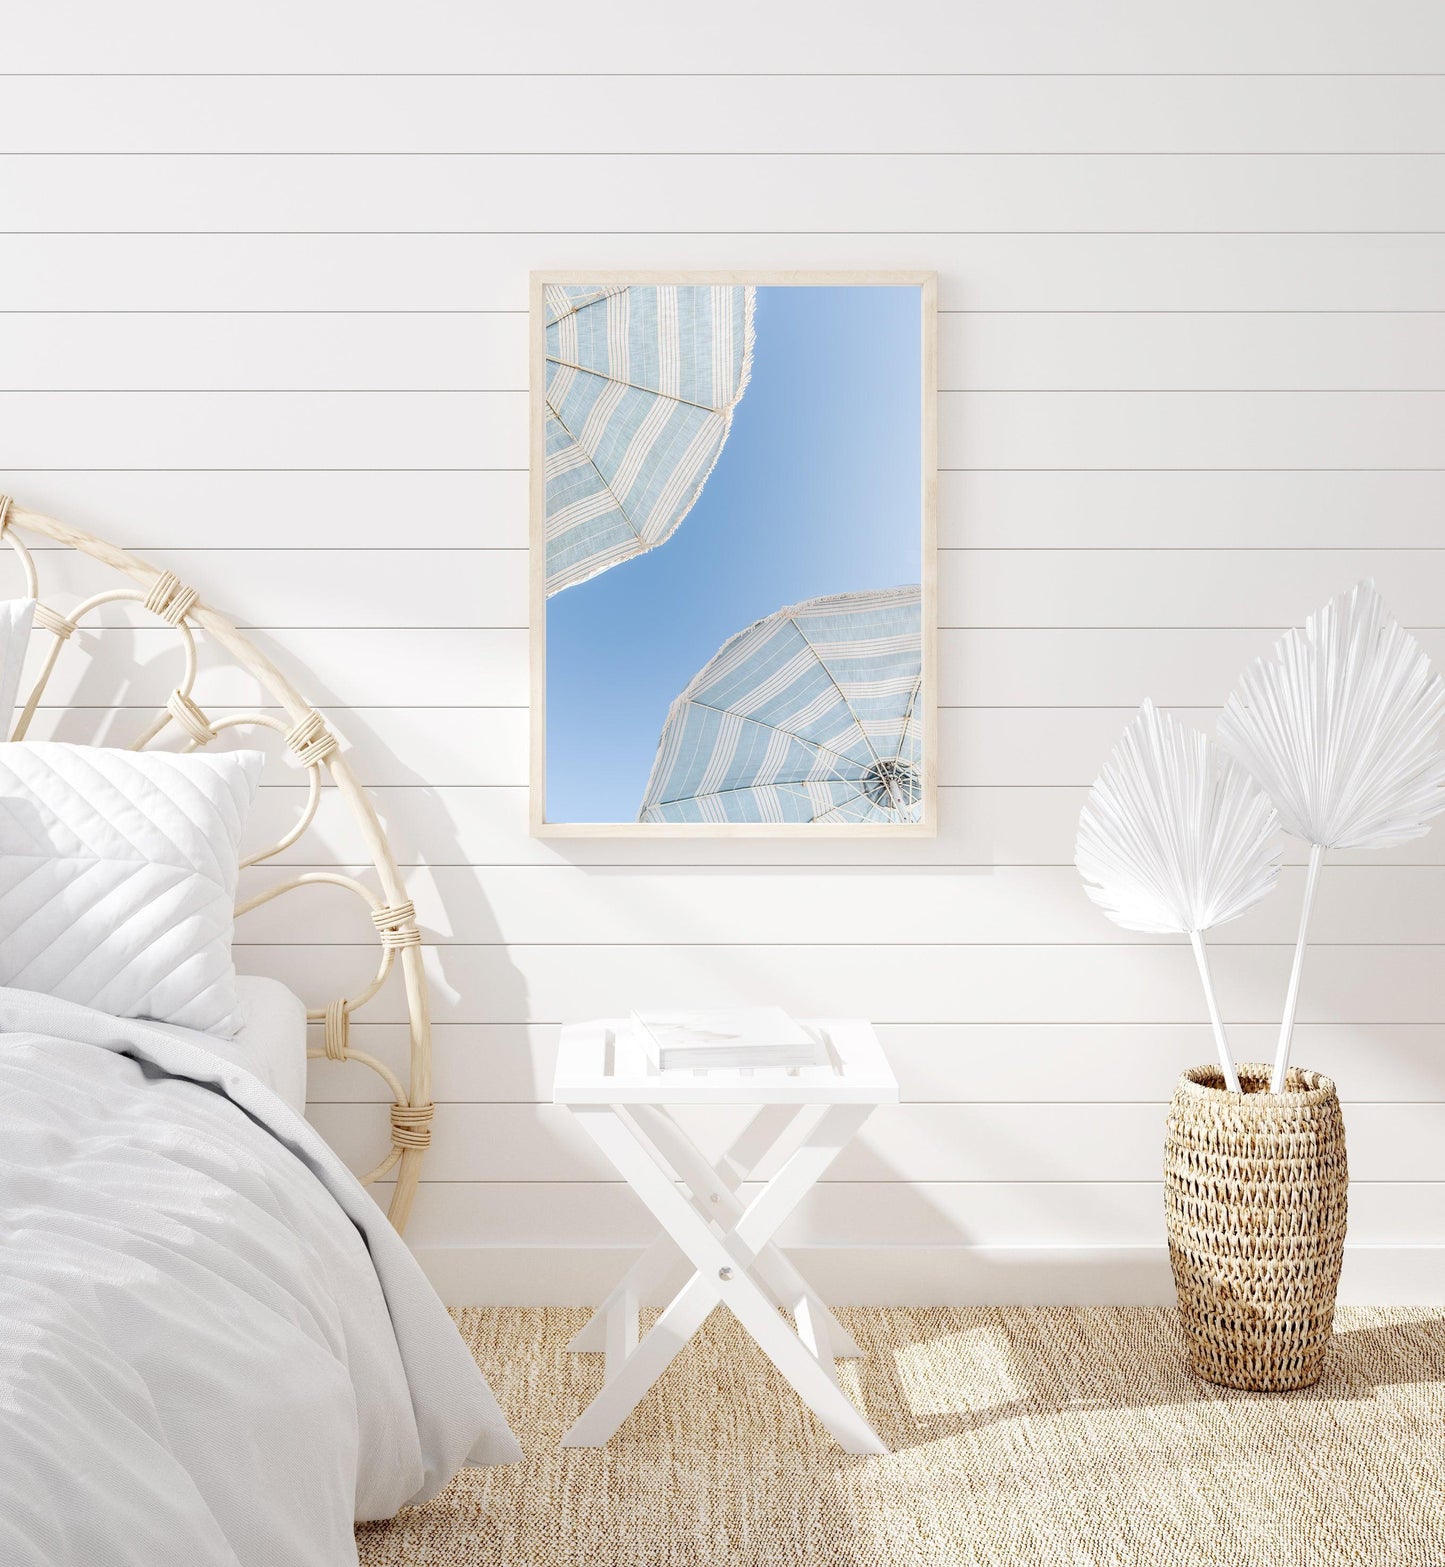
630,1007,825,1071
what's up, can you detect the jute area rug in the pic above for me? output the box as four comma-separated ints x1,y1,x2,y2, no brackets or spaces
357,1305,1445,1567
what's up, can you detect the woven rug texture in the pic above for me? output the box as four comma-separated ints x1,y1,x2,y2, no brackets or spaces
356,1305,1445,1567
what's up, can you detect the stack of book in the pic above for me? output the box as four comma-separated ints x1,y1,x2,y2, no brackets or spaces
630,1007,826,1072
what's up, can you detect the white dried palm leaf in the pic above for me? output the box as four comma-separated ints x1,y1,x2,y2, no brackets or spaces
1077,700,1281,936
1077,701,1281,1093
1217,579,1445,852
1217,580,1445,1089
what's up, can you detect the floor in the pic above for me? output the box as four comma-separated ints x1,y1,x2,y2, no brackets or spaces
357,1305,1445,1567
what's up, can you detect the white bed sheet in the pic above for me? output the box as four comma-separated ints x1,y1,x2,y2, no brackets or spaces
0,987,519,1567
144,974,309,1113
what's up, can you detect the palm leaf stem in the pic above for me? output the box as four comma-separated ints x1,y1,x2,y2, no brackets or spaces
1273,841,1325,1092
1188,929,1242,1093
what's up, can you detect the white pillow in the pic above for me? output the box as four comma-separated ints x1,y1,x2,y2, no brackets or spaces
0,743,263,1036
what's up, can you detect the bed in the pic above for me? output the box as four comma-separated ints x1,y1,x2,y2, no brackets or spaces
0,497,520,1567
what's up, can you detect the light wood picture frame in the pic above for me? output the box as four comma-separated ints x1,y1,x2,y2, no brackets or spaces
530,270,938,839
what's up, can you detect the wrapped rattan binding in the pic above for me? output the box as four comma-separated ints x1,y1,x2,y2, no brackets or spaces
1164,1062,1348,1392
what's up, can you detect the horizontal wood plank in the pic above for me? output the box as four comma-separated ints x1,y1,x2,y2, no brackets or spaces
10,627,517,708
9,75,1445,156
5,154,1445,233
6,2,1444,74
307,1099,1445,1182
236,941,1445,1026
7,389,1445,469
238,861,1445,949
9,234,1445,314
310,1021,1445,1105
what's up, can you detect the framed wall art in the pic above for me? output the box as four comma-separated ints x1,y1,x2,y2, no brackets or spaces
530,270,937,837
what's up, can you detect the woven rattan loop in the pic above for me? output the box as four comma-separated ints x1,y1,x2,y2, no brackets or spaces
323,999,350,1061
144,570,200,626
32,602,77,641
285,709,338,767
372,900,422,949
390,1102,433,1151
0,496,12,534
165,688,217,746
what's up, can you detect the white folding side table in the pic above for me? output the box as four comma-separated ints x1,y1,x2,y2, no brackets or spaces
554,1017,898,1455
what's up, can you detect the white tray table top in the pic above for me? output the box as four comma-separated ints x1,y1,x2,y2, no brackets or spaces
554,1016,898,1106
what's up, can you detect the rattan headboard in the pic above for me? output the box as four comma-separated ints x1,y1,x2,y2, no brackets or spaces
0,495,431,1233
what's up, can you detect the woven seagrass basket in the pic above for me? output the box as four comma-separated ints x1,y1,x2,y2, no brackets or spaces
1164,1063,1348,1392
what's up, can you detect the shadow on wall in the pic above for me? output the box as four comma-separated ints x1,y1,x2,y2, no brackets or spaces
235,624,530,1043
20,616,530,1190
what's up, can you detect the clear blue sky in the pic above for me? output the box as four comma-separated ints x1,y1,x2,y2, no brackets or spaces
546,284,923,822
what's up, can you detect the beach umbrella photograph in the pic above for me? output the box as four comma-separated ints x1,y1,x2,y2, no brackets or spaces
543,283,755,595
638,585,923,824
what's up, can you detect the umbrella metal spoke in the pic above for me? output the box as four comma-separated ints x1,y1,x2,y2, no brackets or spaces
664,698,880,779
891,677,924,765
544,397,647,544
804,785,878,824
781,612,892,776
546,357,732,415
543,285,629,327
653,778,858,808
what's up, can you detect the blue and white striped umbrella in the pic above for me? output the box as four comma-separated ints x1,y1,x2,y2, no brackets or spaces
639,586,924,824
544,283,755,595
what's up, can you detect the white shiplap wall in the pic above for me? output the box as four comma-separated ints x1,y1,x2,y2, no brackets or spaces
4,2,1445,1304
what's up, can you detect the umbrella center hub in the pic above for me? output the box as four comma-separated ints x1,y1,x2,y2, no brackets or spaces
861,758,921,813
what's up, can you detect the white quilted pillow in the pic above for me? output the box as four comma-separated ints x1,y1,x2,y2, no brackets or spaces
0,743,263,1037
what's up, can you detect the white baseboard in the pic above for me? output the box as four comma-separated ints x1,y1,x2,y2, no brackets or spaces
415,1244,1445,1309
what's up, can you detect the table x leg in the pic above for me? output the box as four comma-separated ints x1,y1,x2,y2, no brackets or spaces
560,1099,886,1455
